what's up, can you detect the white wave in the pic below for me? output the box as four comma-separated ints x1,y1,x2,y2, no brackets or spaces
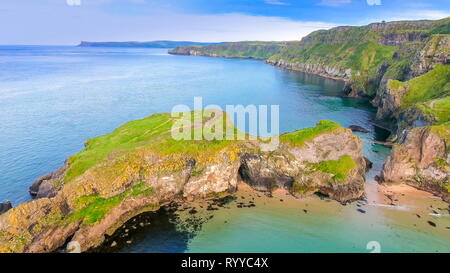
369,203,410,211
429,213,450,217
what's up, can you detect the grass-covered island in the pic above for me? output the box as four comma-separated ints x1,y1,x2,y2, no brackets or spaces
0,112,368,253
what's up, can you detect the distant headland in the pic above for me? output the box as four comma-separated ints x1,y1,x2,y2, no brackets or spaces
78,40,223,48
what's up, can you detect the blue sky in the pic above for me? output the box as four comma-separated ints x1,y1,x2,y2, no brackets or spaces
1,0,449,45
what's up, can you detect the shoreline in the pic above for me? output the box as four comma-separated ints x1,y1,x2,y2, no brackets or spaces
96,181,450,253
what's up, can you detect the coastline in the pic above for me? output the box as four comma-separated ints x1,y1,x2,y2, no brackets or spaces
97,182,450,253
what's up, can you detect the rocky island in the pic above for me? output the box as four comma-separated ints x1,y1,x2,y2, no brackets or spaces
0,112,368,253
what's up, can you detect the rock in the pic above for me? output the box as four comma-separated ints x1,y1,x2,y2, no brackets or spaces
364,157,373,170
240,121,366,204
349,125,369,133
29,163,68,197
427,221,437,227
0,201,12,215
110,241,117,247
380,125,449,202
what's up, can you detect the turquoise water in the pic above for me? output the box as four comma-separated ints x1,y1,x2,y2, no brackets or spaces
1,46,448,252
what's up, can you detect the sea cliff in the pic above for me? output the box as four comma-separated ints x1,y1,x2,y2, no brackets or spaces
169,17,450,204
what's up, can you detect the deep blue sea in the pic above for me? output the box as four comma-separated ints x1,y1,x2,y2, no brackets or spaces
0,46,449,252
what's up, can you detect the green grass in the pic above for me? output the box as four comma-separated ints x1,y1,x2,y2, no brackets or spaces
311,155,357,182
64,113,175,182
64,111,243,182
69,182,154,225
417,97,450,124
429,122,450,143
280,120,342,147
390,65,450,107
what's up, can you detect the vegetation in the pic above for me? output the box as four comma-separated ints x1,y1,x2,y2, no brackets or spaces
64,111,243,182
170,41,287,59
390,65,450,107
172,17,449,98
311,155,357,182
280,120,342,147
69,182,154,225
387,65,450,124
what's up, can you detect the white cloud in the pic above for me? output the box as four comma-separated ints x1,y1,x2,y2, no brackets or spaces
0,3,338,45
66,0,81,6
366,0,381,6
360,9,450,24
265,0,290,6
317,0,352,7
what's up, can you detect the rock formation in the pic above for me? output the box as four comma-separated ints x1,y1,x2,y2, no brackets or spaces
381,124,449,201
0,113,366,253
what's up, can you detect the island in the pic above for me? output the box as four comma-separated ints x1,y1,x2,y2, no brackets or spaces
0,112,369,253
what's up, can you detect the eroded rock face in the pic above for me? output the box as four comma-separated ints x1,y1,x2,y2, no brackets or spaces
239,127,367,203
381,126,450,202
266,59,352,81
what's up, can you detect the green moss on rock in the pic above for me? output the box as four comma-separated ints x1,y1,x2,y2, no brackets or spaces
280,120,342,147
311,155,357,182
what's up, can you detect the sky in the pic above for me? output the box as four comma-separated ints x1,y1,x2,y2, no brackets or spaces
0,0,449,45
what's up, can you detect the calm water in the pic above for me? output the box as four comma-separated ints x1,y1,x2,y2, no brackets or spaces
0,46,448,252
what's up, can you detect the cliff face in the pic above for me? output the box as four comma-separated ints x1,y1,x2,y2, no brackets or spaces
381,124,450,201
0,114,366,253
240,121,367,203
375,65,450,141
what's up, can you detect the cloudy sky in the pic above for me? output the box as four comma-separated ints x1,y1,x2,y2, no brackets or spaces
1,0,449,45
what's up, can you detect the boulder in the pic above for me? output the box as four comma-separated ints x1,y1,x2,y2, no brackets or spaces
0,201,12,215
349,125,369,133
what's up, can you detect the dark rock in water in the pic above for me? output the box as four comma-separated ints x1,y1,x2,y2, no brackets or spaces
303,209,308,213
29,173,52,195
349,125,369,133
357,209,366,214
0,201,12,215
36,180,58,199
29,163,68,197
364,157,373,170
427,221,437,227
446,227,450,229
415,214,421,218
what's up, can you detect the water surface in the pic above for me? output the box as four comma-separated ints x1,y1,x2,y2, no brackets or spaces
0,46,448,252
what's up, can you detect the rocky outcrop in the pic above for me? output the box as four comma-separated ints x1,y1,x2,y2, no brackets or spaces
381,125,450,201
29,163,68,198
0,202,12,215
266,59,351,81
240,122,367,203
0,114,366,253
412,35,450,77
349,125,369,133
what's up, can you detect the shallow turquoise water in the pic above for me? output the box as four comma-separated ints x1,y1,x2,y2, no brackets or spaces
0,46,448,253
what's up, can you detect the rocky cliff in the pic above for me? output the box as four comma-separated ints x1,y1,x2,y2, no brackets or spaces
375,65,449,142
0,113,366,253
170,18,449,140
381,124,449,201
